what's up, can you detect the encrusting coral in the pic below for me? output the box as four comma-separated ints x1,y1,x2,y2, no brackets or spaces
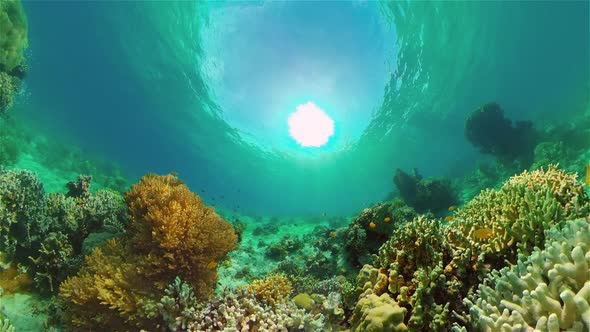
59,173,238,330
350,288,408,332
461,216,590,331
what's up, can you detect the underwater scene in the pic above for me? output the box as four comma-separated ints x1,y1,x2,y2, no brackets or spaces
0,0,589,331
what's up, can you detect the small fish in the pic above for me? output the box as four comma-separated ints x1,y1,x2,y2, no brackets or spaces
384,217,391,223
586,164,590,186
330,232,337,238
444,216,454,222
448,205,457,211
221,195,224,199
206,261,218,269
473,228,494,241
369,221,376,228
322,212,327,217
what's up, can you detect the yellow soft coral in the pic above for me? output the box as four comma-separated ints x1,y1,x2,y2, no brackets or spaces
60,173,238,330
247,274,293,307
59,239,151,330
126,173,238,296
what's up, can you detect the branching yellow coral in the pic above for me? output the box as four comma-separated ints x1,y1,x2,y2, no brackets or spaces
126,173,238,296
247,274,293,307
59,239,152,330
59,173,238,330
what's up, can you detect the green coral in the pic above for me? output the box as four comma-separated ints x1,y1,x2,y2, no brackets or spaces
0,169,46,259
462,217,590,331
445,165,590,273
0,0,27,72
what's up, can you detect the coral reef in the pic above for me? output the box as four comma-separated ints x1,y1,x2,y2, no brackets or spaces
0,0,27,114
344,199,417,267
59,173,238,330
350,288,408,332
0,0,27,72
445,165,590,274
357,216,455,330
247,274,293,307
393,168,456,213
462,217,590,331
126,173,238,295
465,102,538,167
184,287,326,332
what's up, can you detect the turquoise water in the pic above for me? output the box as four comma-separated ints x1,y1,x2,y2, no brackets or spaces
19,1,588,216
2,1,590,331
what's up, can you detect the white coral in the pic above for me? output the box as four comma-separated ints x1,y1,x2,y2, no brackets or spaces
464,217,590,332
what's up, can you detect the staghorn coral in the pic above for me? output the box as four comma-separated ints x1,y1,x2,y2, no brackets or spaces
461,217,590,331
247,274,293,307
126,173,237,296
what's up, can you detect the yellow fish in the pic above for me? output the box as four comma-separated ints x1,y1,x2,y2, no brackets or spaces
448,205,457,211
444,216,454,222
369,221,376,228
473,228,494,241
384,217,391,223
586,164,590,186
206,261,218,269
330,232,337,238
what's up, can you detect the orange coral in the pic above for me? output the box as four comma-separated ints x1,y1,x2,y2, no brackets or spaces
0,264,32,295
247,274,293,307
59,173,238,330
59,239,151,330
126,173,238,295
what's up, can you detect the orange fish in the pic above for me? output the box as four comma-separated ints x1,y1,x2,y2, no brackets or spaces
448,205,457,211
473,228,494,241
206,261,218,269
444,216,454,222
369,221,376,228
586,164,590,186
384,217,391,223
